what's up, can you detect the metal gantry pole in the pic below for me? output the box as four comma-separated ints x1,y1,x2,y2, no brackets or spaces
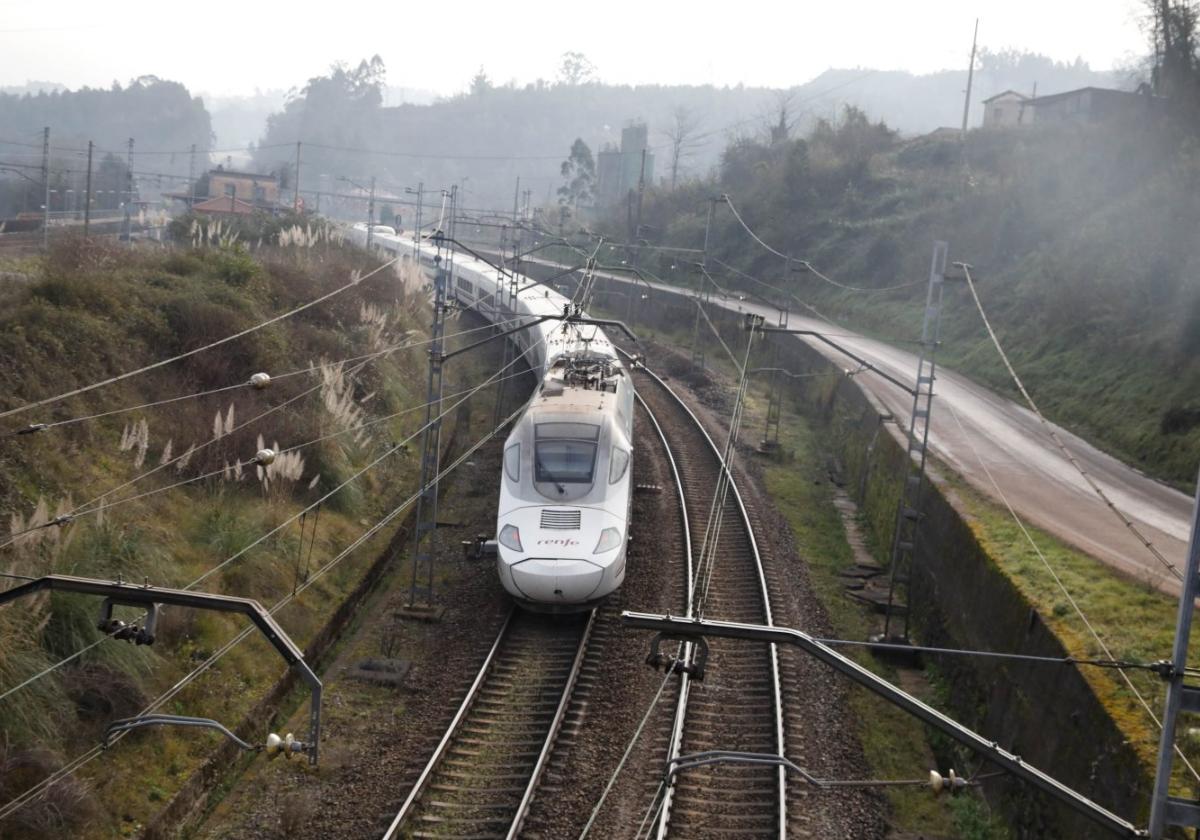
407,187,454,610
1149,468,1200,838
493,221,515,436
881,240,948,642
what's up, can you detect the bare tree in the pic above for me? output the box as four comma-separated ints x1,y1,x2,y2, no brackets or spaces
558,52,596,86
764,90,797,145
663,106,704,189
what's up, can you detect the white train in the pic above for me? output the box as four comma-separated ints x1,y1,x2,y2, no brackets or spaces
347,223,634,612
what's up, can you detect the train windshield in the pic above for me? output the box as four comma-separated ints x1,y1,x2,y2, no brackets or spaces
534,423,599,485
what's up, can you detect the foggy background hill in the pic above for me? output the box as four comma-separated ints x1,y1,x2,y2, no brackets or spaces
0,50,1120,213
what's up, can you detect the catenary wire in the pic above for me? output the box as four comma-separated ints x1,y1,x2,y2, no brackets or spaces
0,395,527,823
578,667,675,839
0,342,540,706
0,255,403,423
961,266,1182,583
944,399,1200,784
6,316,526,434
721,195,922,292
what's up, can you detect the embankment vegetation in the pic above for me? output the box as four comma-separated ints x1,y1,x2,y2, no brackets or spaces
0,222,432,837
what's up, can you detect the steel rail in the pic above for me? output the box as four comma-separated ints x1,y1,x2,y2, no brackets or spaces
507,608,597,838
622,349,786,839
381,607,595,839
381,608,515,838
633,387,696,839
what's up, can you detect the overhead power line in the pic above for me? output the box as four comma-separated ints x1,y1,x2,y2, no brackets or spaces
0,343,539,705
0,255,403,424
721,195,922,293
960,266,1183,583
944,400,1200,785
8,317,525,435
0,383,530,825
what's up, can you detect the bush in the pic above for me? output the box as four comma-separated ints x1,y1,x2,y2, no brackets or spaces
0,746,97,839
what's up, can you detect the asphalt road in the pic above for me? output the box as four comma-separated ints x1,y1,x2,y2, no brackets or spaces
539,257,1197,595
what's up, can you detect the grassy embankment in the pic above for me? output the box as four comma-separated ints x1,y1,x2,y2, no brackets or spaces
0,225,477,838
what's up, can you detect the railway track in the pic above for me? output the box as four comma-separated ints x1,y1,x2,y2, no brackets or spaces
382,608,595,839
383,352,786,840
627,354,786,840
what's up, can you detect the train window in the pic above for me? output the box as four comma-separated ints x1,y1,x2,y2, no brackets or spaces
504,444,520,482
456,277,474,294
609,448,629,484
535,440,596,484
535,423,600,441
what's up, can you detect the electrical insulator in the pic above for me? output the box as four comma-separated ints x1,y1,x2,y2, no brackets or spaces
266,732,305,760
249,372,271,390
255,448,277,465
928,768,964,794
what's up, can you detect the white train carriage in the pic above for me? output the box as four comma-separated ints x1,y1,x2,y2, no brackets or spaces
347,223,634,611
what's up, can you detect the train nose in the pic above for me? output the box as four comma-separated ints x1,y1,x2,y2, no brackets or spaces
508,558,604,603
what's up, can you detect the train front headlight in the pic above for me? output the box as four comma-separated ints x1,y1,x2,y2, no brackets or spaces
593,527,622,554
499,524,523,553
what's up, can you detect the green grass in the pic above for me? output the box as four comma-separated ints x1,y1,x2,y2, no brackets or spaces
755,392,978,836
941,471,1200,782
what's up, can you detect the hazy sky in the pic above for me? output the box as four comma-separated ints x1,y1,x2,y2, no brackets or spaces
0,0,1148,97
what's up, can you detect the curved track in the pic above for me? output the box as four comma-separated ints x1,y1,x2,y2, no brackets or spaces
382,608,594,839
627,355,786,840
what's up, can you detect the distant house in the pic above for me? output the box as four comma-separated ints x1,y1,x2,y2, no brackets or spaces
1025,86,1163,126
982,90,1032,128
179,168,289,217
191,195,259,216
208,170,281,205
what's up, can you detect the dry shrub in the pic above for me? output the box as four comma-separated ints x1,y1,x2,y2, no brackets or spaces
0,745,97,839
278,789,316,835
65,664,148,725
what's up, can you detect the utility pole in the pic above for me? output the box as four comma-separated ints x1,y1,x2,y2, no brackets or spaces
83,140,94,238
691,196,719,370
188,143,197,208
293,141,302,214
41,127,49,251
960,19,979,136
634,147,647,263
366,176,377,250
412,181,423,254
512,176,521,224
760,255,791,454
880,241,949,643
122,137,134,244
1149,468,1200,838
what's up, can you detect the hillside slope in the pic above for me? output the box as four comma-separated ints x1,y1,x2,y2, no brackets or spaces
0,229,442,837
622,114,1200,486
